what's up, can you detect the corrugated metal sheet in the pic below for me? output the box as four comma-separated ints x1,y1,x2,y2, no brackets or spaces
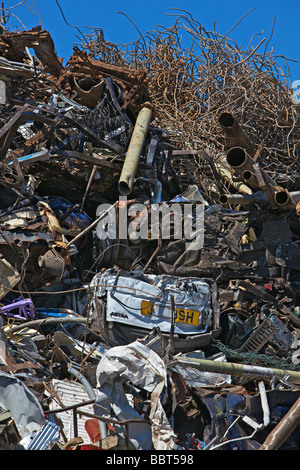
48,379,97,445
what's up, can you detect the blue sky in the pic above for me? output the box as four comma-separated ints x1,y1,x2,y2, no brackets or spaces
3,0,300,84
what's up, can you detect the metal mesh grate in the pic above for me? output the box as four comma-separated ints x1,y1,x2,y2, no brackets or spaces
70,80,132,149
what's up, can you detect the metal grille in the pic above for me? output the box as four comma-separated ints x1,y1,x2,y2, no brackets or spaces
71,79,132,150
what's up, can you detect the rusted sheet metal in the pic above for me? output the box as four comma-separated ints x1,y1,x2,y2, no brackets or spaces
0,362,41,373
58,47,148,115
53,150,122,171
0,28,63,77
66,47,147,86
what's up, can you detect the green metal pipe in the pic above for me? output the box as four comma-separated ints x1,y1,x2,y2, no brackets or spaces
176,356,300,385
118,103,153,196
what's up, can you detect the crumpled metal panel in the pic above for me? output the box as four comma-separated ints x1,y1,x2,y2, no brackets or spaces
90,269,217,335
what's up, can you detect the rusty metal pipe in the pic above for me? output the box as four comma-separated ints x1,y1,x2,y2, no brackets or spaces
118,103,153,196
227,146,248,169
227,147,276,188
221,188,296,211
258,396,300,450
274,189,293,207
227,146,255,174
242,169,258,187
218,111,255,157
219,191,269,207
242,168,298,210
271,190,300,210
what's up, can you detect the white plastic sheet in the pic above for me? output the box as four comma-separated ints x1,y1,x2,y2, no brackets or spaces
94,340,177,450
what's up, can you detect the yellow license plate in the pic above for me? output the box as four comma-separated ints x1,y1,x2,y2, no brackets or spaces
141,301,200,326
174,308,200,326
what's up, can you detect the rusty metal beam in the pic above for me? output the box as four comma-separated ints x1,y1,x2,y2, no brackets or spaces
258,396,300,450
0,28,63,77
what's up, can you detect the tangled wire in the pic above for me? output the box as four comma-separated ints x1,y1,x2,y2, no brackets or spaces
78,9,300,184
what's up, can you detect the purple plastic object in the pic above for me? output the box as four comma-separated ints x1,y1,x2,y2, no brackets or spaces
0,297,35,321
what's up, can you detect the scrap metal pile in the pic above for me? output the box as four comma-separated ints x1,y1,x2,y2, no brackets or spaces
1,7,300,451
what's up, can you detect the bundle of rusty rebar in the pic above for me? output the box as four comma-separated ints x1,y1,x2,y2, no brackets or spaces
78,9,300,184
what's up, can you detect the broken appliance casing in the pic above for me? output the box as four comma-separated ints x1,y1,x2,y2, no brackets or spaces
89,269,221,353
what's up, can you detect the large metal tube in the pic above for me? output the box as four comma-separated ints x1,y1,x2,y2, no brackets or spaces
274,189,293,208
176,356,300,385
242,169,258,187
226,146,261,174
219,191,269,207
220,189,297,210
242,168,298,210
258,396,300,450
226,146,276,189
271,190,300,210
118,103,153,196
218,111,256,157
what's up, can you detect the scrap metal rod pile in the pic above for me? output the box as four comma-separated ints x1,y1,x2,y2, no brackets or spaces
0,3,299,452
79,9,300,182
